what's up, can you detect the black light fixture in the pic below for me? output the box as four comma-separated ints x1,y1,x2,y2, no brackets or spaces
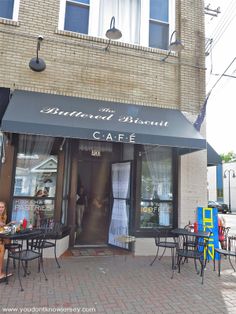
29,35,46,72
161,30,184,61
105,16,122,51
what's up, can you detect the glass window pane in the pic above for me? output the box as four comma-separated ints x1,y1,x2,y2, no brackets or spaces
140,202,172,228
71,0,90,4
150,0,168,22
14,153,58,197
12,135,58,227
140,146,173,229
149,21,169,50
0,0,14,19
12,198,55,227
64,3,89,34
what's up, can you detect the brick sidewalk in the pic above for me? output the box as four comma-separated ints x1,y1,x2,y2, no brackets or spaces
1,255,236,313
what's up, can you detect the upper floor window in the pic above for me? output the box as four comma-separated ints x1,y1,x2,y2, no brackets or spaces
59,0,175,50
64,0,90,34
149,0,169,49
0,0,20,21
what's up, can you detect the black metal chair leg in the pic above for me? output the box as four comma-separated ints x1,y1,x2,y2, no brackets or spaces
218,256,221,276
213,252,216,271
5,256,10,285
40,256,48,281
201,262,204,284
158,247,166,261
18,258,24,291
54,244,60,268
150,247,160,266
229,256,236,272
171,248,176,279
194,258,200,274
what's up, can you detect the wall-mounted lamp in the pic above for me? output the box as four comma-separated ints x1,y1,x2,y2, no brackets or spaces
161,30,184,62
29,35,46,72
105,16,122,51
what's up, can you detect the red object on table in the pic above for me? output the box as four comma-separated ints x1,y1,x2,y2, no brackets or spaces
22,218,27,229
194,222,198,232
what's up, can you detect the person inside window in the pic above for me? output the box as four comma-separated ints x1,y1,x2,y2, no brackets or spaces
76,185,87,236
34,189,47,228
0,201,13,280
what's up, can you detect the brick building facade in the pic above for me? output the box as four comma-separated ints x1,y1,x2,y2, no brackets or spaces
0,0,207,255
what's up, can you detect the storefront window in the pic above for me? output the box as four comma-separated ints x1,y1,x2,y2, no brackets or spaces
12,135,58,227
140,146,173,228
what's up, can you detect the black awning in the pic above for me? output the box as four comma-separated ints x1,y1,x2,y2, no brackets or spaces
207,142,222,166
1,90,206,151
0,88,10,123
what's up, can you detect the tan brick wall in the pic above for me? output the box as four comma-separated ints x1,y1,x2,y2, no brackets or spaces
0,0,205,113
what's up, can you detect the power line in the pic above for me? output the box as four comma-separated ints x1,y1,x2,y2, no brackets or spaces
205,1,236,55
208,57,236,93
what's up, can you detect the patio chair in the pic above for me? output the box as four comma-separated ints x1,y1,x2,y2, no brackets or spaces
30,221,62,269
150,228,177,271
5,235,47,291
214,234,236,276
175,231,211,284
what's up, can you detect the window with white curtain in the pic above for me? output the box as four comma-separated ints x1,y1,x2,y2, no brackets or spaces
0,0,20,21
140,146,173,228
59,0,175,50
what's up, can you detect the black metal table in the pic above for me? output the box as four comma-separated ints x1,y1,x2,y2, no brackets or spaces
0,229,43,241
171,228,211,239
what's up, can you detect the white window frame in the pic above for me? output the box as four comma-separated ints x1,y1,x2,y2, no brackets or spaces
140,0,175,48
0,0,20,21
58,0,97,33
58,0,175,50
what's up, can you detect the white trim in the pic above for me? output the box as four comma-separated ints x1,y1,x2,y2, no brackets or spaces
169,0,176,41
58,0,66,30
140,0,176,49
12,0,20,21
140,0,150,47
88,0,99,37
0,0,20,21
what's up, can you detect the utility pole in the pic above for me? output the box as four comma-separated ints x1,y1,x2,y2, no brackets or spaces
204,4,221,17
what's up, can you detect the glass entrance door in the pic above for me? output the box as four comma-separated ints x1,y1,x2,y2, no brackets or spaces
76,158,110,245
108,162,131,249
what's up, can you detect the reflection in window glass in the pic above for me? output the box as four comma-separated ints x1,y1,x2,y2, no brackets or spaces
64,1,89,34
149,21,169,50
0,0,14,19
150,0,168,22
140,146,173,228
149,0,169,49
12,198,55,228
12,135,58,227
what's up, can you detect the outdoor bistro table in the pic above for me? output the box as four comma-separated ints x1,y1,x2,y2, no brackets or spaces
0,228,43,241
171,228,211,239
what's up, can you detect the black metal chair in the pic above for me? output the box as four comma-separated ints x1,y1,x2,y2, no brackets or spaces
175,231,211,284
31,222,62,269
214,234,236,276
150,228,177,272
5,235,47,291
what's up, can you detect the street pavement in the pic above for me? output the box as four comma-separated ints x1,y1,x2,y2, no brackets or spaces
1,254,236,313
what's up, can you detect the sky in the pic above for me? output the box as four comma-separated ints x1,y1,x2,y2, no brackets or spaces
205,0,236,154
